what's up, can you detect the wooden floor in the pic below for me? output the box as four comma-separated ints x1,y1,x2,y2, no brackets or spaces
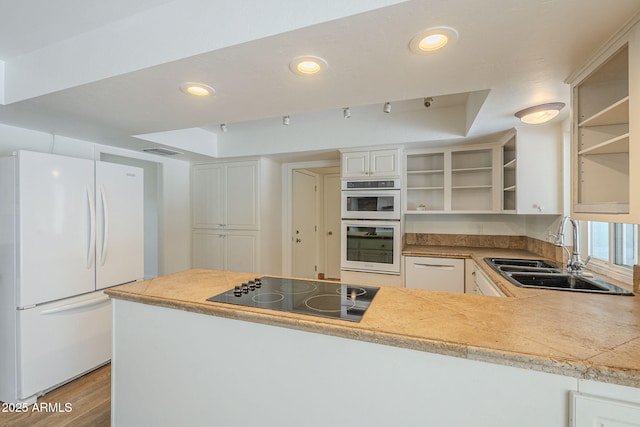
1,364,110,427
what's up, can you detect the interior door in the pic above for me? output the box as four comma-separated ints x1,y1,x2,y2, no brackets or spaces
324,174,342,279
96,162,144,290
292,170,317,279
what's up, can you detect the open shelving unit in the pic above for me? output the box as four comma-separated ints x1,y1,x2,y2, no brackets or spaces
574,44,630,214
502,134,516,212
405,152,445,211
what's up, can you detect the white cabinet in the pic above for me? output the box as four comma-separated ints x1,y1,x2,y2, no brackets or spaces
191,158,281,275
571,393,640,426
342,148,400,178
404,256,464,293
501,127,562,214
192,229,257,273
472,264,506,297
404,144,501,213
192,161,258,230
568,19,640,222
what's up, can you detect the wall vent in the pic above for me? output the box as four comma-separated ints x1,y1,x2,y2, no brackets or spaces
142,147,182,156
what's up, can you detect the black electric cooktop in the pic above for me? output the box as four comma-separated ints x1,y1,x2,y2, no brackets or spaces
207,276,379,322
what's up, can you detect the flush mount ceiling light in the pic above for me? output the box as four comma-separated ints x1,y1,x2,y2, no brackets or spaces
179,82,215,97
289,56,328,76
282,115,290,126
515,102,566,125
383,102,391,113
409,26,458,54
343,107,351,119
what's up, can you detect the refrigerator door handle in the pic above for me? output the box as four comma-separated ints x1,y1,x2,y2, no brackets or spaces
39,294,110,315
87,186,96,269
99,185,109,266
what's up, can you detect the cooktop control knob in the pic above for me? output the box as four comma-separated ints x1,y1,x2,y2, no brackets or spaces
254,278,262,288
233,285,243,297
241,283,249,293
248,280,256,290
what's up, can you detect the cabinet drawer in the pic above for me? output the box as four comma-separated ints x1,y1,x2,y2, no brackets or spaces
404,256,464,293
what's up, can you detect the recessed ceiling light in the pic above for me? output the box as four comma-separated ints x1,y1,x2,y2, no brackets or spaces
409,27,458,54
515,102,565,125
179,82,215,97
289,56,328,76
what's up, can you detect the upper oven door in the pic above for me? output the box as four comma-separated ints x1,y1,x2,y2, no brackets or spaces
341,190,401,220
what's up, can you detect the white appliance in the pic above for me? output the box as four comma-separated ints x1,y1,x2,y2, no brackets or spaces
0,150,143,404
341,179,401,220
341,220,401,274
404,256,465,293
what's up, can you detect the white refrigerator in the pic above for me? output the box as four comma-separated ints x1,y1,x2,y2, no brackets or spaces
0,150,143,404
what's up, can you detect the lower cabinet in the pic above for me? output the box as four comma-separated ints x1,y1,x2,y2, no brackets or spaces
472,263,506,297
571,380,640,427
404,256,464,293
192,229,257,273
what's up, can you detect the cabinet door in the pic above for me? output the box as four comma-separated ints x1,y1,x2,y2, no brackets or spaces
369,149,400,177
192,230,224,270
224,232,258,273
192,165,223,228
571,392,640,427
224,162,259,229
342,151,369,178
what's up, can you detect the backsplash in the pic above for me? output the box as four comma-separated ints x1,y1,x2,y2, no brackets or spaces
404,233,566,264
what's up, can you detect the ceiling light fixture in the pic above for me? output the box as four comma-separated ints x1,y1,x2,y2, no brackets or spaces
383,102,391,114
179,82,215,97
514,102,565,125
220,123,227,132
409,27,458,54
289,56,328,76
343,107,351,119
283,115,290,126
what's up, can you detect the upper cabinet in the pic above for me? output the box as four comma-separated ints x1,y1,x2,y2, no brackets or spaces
404,144,501,214
569,18,640,222
191,161,259,230
501,127,562,215
341,148,401,179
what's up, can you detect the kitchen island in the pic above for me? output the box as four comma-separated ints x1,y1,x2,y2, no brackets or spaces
105,262,640,427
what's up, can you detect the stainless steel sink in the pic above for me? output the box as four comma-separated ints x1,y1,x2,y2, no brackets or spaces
484,258,634,296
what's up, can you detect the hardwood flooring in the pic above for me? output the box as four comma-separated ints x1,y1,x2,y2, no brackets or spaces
0,364,110,427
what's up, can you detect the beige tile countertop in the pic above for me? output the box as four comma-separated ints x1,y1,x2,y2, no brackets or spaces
105,251,640,389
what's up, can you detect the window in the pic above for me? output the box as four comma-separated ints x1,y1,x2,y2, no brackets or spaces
583,221,638,283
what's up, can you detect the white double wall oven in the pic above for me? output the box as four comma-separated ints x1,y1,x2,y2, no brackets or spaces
341,179,401,275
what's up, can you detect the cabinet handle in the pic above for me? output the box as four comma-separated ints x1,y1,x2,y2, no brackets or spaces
413,263,455,271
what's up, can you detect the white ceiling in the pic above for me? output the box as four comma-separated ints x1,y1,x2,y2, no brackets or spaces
1,0,639,161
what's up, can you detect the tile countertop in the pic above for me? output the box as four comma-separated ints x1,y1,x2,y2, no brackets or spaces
105,249,640,389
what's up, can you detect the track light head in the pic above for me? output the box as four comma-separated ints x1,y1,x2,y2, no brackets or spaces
283,115,290,126
383,102,391,113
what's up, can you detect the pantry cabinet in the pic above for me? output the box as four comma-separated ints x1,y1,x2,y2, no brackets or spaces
192,229,257,273
404,144,501,213
501,126,562,215
191,158,281,274
192,161,258,230
568,19,640,222
341,148,401,179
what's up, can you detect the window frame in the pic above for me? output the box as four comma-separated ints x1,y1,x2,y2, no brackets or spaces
580,221,638,285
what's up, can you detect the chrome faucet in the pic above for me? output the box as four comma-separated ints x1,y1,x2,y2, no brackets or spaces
553,216,588,274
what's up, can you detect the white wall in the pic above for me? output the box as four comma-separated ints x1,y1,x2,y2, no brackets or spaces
0,123,191,275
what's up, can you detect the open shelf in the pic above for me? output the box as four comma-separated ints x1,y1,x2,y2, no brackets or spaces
578,133,629,155
578,96,629,128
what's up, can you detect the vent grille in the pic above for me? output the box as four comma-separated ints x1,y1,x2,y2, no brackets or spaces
142,147,182,156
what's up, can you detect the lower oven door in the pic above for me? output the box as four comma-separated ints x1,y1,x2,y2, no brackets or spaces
341,220,401,274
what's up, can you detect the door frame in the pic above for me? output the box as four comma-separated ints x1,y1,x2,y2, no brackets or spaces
282,160,340,276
